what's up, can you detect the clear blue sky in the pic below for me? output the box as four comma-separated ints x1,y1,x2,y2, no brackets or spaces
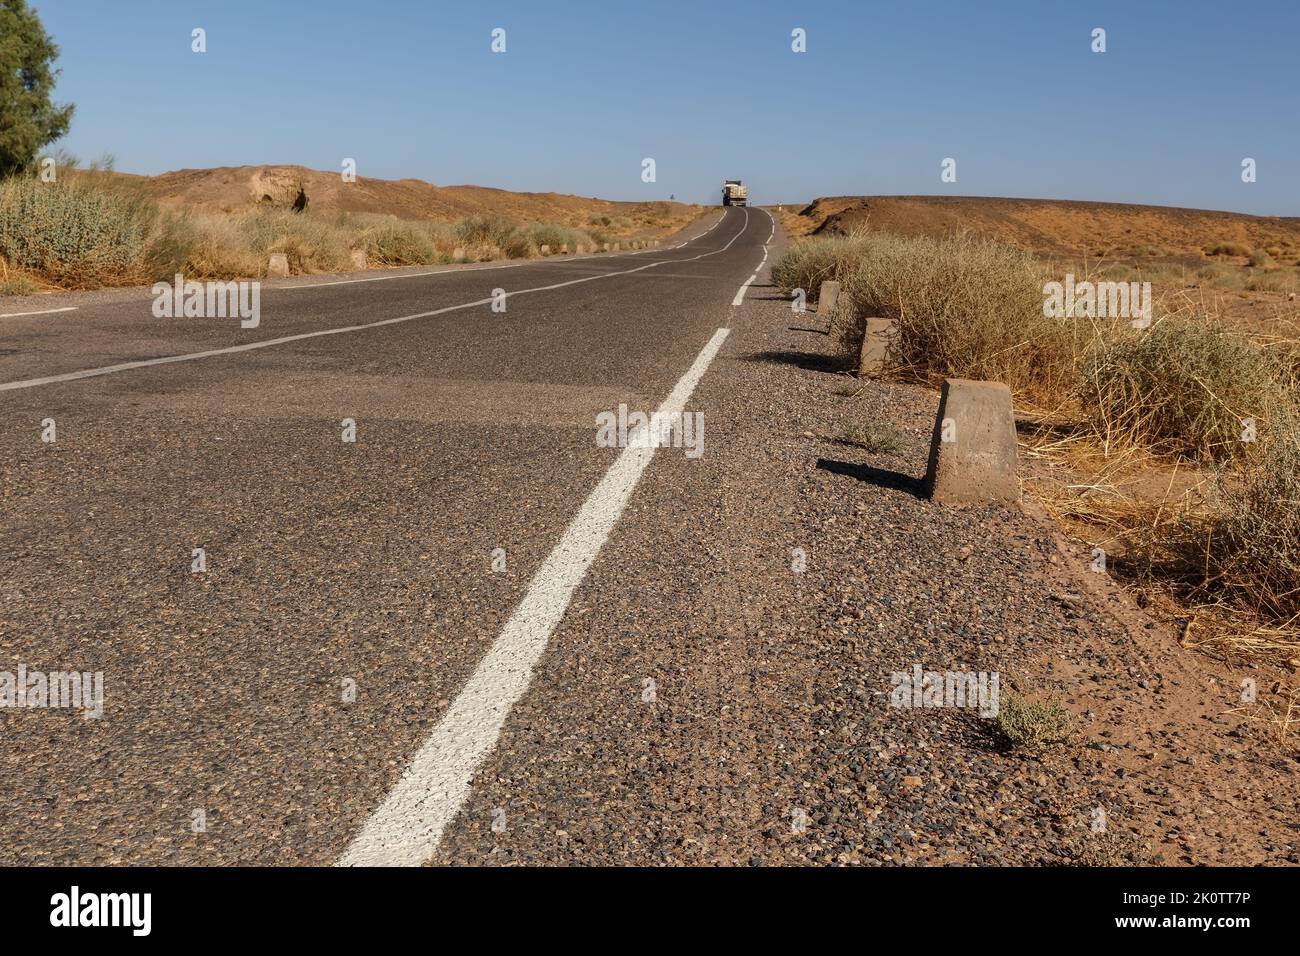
31,0,1300,214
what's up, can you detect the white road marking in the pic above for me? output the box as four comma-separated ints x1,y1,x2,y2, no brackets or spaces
0,209,750,394
732,209,777,304
0,306,77,319
337,325,732,867
732,274,757,306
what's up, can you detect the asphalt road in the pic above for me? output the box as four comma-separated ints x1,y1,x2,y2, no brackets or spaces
0,206,774,865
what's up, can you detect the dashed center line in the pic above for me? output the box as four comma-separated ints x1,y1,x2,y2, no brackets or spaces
0,306,78,319
730,208,776,306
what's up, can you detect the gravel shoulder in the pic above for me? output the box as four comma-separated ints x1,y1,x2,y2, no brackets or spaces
434,213,1299,866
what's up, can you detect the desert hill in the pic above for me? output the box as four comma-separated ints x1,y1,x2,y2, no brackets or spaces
141,164,694,231
785,195,1300,264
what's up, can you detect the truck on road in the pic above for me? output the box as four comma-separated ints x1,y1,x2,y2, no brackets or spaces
722,180,748,207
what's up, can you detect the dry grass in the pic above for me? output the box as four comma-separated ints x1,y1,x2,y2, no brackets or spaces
1201,419,1300,621
0,171,674,289
1080,318,1289,462
784,226,1300,655
995,693,1075,752
834,420,905,454
1225,683,1300,748
773,230,1079,404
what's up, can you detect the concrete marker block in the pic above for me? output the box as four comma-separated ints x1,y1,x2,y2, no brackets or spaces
857,317,895,378
924,378,1020,506
817,280,841,318
452,246,466,260
267,253,290,278
540,244,551,256
349,249,367,270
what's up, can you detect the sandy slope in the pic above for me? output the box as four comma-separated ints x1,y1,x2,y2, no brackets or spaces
784,195,1300,263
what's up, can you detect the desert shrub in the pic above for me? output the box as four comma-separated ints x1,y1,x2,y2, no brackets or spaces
857,233,1074,401
236,208,352,274
1204,241,1252,257
772,234,871,305
775,232,1079,401
1203,417,1300,620
495,231,532,258
0,262,37,295
456,214,516,248
0,175,156,286
835,420,905,453
1081,319,1287,461
995,694,1074,752
363,218,436,266
526,223,570,251
1244,269,1296,294
1248,250,1273,268
156,212,262,278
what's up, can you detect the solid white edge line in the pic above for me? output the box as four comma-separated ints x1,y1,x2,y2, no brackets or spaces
337,325,733,867
728,208,776,307
732,274,757,306
0,209,750,394
0,306,77,319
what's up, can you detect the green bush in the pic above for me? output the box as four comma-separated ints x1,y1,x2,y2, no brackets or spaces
0,176,155,286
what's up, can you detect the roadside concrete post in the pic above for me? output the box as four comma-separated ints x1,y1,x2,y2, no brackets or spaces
267,253,290,278
924,378,1020,506
452,246,466,260
349,249,367,270
602,242,609,252
817,280,841,318
858,318,895,377
540,244,551,256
